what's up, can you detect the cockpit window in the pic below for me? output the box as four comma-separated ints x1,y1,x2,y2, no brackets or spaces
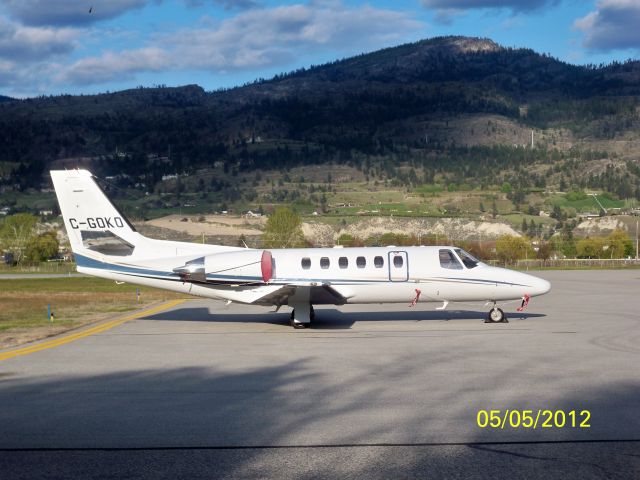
455,248,480,269
439,249,463,270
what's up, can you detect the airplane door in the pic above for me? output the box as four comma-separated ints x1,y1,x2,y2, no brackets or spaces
388,251,409,282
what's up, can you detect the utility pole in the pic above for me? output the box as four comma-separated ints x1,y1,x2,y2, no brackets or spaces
531,130,534,149
636,218,638,262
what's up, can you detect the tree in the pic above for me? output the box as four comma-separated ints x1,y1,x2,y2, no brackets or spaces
337,233,363,247
576,237,605,258
536,241,553,262
0,213,38,264
606,229,634,258
25,231,59,263
262,207,306,248
559,175,567,191
495,235,533,264
320,193,328,213
559,223,576,257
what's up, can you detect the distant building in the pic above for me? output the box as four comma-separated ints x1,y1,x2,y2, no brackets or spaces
578,212,600,219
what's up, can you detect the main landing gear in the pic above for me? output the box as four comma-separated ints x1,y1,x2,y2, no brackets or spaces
290,304,315,329
485,304,508,323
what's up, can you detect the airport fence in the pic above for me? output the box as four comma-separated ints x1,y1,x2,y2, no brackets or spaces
488,258,640,269
0,261,77,274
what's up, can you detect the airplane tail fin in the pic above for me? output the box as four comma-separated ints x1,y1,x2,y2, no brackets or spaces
50,170,144,258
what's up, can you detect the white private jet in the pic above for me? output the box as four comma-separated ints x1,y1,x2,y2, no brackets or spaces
51,169,550,328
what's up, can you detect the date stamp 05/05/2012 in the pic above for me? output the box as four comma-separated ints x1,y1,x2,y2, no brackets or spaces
476,409,591,429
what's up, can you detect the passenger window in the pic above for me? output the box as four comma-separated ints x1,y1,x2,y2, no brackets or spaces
374,256,384,268
301,257,311,270
356,256,366,268
320,257,330,269
393,255,403,268
439,249,463,270
339,257,348,269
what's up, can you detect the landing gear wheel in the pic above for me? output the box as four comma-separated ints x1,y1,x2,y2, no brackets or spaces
485,307,508,323
290,309,308,329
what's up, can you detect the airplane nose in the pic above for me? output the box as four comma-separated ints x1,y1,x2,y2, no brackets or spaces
529,275,551,296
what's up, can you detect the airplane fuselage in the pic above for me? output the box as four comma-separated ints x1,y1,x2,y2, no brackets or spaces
73,245,550,306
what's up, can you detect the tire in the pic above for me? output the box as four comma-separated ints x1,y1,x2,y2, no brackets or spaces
290,309,307,329
488,307,506,323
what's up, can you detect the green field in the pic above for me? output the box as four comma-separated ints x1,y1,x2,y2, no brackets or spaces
550,193,625,212
0,277,187,348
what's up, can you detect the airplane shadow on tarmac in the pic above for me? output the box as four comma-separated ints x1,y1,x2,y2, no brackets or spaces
142,306,546,329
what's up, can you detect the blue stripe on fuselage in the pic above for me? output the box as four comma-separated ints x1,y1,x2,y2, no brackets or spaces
75,253,175,278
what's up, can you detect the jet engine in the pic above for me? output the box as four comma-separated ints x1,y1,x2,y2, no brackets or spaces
173,250,273,284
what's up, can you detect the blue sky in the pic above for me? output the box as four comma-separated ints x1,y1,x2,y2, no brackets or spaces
0,0,639,98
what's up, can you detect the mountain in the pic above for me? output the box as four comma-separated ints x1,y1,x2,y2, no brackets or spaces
1,36,639,200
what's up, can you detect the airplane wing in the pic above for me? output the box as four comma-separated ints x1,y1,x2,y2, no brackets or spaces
249,283,349,306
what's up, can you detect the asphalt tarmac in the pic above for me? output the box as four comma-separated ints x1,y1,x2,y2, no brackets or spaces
1,269,639,479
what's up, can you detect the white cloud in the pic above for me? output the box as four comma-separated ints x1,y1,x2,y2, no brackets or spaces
433,8,463,25
574,0,640,51
0,0,148,26
184,0,261,9
54,1,423,86
0,57,62,96
57,47,170,84
421,0,557,10
421,0,560,24
0,16,79,61
166,2,423,70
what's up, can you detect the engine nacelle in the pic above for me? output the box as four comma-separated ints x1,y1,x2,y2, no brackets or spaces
173,250,273,284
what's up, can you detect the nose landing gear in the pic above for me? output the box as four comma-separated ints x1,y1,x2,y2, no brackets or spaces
485,304,508,323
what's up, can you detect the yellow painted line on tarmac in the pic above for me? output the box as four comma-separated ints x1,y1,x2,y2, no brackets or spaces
0,299,186,362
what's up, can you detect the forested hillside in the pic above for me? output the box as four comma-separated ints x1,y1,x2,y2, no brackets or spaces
1,35,640,217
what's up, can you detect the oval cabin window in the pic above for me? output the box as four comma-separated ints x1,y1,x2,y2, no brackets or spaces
320,257,330,269
339,257,348,269
374,256,384,268
301,257,311,270
393,255,404,268
356,256,366,268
